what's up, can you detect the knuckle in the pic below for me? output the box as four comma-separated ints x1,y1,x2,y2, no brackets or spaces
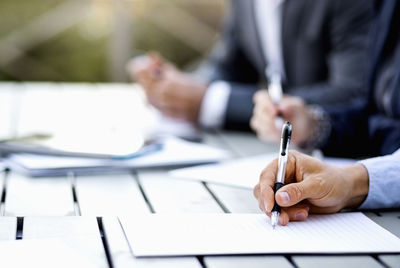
313,176,326,190
291,184,303,201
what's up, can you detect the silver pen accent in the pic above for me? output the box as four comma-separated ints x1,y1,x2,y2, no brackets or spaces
271,122,292,229
266,68,284,131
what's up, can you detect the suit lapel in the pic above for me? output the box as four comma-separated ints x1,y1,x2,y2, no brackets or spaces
248,0,267,79
281,0,307,85
391,50,400,117
370,0,397,77
368,0,398,109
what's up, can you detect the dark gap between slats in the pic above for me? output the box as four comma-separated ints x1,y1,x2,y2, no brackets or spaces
374,254,391,268
196,256,207,268
132,172,155,213
285,255,299,268
97,217,114,268
213,130,243,158
16,217,23,240
0,169,9,216
133,172,207,268
202,182,230,213
68,172,81,216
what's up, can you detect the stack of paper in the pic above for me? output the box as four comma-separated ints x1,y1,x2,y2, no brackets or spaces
6,137,231,177
169,154,356,189
120,213,400,257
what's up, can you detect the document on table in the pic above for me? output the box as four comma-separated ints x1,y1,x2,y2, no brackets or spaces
120,212,400,257
169,154,357,189
0,239,100,267
6,137,231,177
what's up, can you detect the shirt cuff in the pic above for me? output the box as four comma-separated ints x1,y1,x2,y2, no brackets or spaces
198,81,231,129
358,149,400,209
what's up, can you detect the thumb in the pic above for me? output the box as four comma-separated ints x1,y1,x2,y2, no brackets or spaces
275,178,320,207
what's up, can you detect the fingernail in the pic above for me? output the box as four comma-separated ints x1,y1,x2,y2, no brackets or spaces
278,191,290,205
263,200,270,212
294,212,307,221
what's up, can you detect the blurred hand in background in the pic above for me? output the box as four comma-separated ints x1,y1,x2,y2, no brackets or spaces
250,90,315,146
127,53,207,124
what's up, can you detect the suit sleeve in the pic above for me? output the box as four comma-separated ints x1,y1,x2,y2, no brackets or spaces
321,99,371,157
321,100,400,158
289,0,373,106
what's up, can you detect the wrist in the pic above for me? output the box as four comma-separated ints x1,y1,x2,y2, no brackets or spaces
344,164,369,208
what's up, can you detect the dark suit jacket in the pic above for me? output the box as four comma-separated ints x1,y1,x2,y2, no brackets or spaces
203,0,372,130
321,0,400,158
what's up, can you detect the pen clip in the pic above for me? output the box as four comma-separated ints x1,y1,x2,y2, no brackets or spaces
280,122,292,156
266,68,282,105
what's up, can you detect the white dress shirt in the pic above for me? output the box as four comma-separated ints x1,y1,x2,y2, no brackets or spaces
199,0,285,128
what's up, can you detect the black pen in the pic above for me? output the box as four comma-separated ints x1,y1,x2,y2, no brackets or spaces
271,121,292,229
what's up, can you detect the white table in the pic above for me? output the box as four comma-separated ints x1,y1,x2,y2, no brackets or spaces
0,82,399,268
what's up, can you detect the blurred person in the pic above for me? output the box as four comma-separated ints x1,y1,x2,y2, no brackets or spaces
253,0,400,226
128,0,372,130
251,0,400,158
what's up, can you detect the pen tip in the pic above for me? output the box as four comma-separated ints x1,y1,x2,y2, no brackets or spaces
271,212,279,229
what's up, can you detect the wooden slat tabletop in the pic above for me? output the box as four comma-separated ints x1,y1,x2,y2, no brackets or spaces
0,217,17,240
291,256,382,268
137,170,223,213
204,256,293,268
75,174,149,216
102,217,202,268
4,173,75,216
23,216,109,268
0,82,398,268
205,184,259,213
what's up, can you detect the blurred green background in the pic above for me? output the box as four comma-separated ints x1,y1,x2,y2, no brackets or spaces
0,0,226,82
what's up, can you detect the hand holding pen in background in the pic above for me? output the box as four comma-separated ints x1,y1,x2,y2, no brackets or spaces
126,53,207,124
250,91,316,146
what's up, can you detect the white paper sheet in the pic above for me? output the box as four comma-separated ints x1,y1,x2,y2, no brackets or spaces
120,212,400,257
0,239,100,267
169,154,357,189
6,137,231,177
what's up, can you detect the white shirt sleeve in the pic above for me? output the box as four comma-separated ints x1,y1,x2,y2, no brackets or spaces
359,148,400,209
198,81,231,129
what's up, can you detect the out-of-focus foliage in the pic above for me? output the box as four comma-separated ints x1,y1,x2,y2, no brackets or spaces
0,0,226,82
